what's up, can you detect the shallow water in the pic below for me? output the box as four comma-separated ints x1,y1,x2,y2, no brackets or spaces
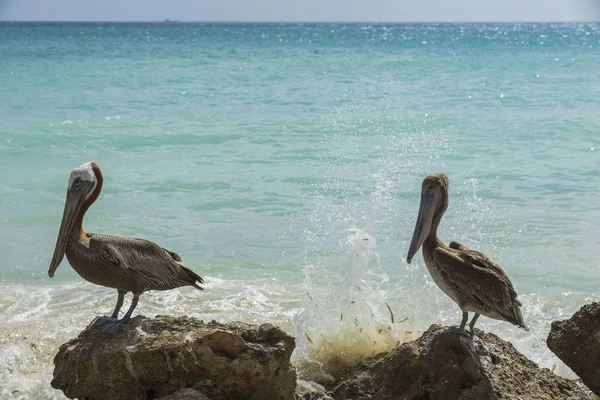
1,22,600,398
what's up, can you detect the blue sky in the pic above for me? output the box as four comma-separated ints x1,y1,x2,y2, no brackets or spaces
1,0,599,22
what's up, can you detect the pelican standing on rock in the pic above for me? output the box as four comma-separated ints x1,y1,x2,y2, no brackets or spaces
406,174,527,335
48,161,204,334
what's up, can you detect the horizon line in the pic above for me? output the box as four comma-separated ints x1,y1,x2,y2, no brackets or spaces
1,19,599,24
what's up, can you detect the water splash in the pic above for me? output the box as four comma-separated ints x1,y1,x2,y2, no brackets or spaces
293,229,410,380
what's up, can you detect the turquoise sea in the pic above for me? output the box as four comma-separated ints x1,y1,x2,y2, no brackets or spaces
1,22,599,398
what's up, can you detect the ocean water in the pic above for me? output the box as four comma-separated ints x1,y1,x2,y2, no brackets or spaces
1,22,600,398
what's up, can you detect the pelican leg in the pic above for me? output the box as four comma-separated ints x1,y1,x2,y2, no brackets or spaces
469,313,480,336
445,311,471,338
111,290,126,319
93,293,140,335
119,292,139,324
458,311,468,331
89,290,126,330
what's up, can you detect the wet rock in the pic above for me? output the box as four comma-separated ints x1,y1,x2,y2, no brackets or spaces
295,379,334,400
51,315,296,400
329,324,594,400
547,302,600,396
296,393,334,400
158,388,210,400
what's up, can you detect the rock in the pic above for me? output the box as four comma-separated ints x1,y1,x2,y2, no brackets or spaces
158,388,210,400
51,315,296,400
547,302,600,396
296,393,334,400
329,324,595,400
295,379,334,400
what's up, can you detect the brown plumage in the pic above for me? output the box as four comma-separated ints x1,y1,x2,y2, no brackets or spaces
406,174,527,335
66,233,203,293
48,161,203,333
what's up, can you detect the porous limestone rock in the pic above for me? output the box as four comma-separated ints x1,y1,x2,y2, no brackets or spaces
329,324,595,400
158,388,210,400
51,315,296,400
547,302,600,396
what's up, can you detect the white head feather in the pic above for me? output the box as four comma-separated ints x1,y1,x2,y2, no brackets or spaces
68,162,97,198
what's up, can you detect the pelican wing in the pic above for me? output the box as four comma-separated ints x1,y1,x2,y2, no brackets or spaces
433,246,527,329
88,233,204,291
457,248,518,297
449,241,470,251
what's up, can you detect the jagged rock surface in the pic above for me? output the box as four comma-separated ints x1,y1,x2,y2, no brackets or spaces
51,315,296,400
158,388,210,400
328,324,595,400
295,379,334,400
547,302,600,396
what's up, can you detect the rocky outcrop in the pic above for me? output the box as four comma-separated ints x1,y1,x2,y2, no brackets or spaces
547,302,600,396
295,379,334,400
327,324,595,400
158,388,210,400
51,315,296,400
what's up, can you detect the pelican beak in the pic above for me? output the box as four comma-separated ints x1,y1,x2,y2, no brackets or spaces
407,190,436,264
48,181,94,277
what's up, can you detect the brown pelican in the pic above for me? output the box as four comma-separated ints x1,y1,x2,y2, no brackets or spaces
48,161,203,334
406,174,527,335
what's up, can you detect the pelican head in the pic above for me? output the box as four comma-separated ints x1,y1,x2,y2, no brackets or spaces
48,161,101,278
406,174,449,264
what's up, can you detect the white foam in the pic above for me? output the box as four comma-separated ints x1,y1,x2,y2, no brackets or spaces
0,280,300,399
0,269,595,397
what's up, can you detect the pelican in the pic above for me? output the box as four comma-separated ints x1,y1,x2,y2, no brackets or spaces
48,161,203,334
406,174,527,335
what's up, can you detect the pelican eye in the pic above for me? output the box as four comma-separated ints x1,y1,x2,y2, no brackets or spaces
73,177,82,186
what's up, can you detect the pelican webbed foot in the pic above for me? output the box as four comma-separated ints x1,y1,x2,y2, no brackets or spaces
89,315,129,335
442,311,473,339
444,326,472,338
88,292,140,335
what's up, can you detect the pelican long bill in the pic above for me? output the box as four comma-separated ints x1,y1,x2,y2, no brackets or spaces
48,179,95,278
407,188,436,264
